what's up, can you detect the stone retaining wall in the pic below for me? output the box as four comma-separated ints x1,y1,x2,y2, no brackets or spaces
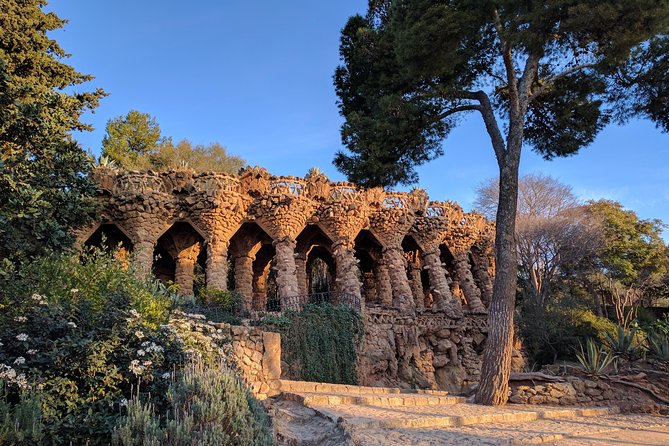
510,378,615,406
228,325,282,400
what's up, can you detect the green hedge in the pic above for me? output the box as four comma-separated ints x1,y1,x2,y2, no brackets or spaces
261,303,363,384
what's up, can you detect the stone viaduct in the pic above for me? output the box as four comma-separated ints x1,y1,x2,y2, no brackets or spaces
79,166,495,390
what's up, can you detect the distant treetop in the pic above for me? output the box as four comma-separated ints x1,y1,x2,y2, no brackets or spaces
101,110,245,174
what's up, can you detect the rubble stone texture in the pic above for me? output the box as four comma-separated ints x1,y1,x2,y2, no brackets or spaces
79,167,496,391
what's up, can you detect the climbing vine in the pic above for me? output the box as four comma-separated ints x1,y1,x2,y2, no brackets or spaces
261,303,363,384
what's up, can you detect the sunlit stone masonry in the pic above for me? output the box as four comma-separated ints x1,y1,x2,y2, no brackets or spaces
79,167,495,391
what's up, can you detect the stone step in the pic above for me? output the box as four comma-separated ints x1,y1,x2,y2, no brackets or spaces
283,391,465,407
279,379,449,396
345,413,669,445
309,403,619,430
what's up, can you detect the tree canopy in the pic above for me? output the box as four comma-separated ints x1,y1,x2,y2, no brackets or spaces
101,110,163,169
334,0,669,405
101,111,245,174
0,0,106,260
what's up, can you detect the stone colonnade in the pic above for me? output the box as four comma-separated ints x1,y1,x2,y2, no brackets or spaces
80,167,495,317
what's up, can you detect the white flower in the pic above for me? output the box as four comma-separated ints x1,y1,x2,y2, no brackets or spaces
14,316,27,322
70,288,79,294
141,341,150,347
119,398,128,407
129,309,140,318
134,331,144,339
31,293,42,301
67,322,77,328
14,373,28,390
0,341,3,346
142,360,152,367
26,349,38,355
136,349,146,356
129,359,144,375
36,383,45,390
161,372,171,379
16,333,29,342
14,357,25,365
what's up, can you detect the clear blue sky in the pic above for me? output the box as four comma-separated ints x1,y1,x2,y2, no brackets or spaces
48,1,669,239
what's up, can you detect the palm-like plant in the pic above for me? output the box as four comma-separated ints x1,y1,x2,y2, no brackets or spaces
647,329,669,361
575,339,616,377
606,326,644,361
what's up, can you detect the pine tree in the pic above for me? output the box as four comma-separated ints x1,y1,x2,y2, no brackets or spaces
0,0,106,260
334,0,669,404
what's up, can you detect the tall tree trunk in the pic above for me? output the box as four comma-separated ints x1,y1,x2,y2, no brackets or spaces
475,143,521,405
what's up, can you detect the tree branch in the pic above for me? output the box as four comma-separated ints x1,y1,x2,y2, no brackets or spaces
493,8,519,116
438,104,482,120
529,63,595,101
474,90,506,167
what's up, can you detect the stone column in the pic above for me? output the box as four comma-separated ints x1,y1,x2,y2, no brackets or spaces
471,253,494,307
408,263,425,310
295,253,308,296
274,238,299,309
252,264,269,310
383,245,415,315
374,259,393,307
174,244,200,296
422,249,463,318
333,240,363,306
234,254,254,311
454,251,486,313
205,239,228,291
132,236,155,279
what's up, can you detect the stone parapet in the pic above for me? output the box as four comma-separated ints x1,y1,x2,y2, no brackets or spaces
227,325,282,400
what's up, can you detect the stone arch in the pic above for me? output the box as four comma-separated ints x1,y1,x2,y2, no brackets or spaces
296,224,336,301
252,243,278,311
84,223,134,252
402,235,427,309
227,222,275,311
439,244,464,303
354,229,388,307
83,223,134,267
152,222,206,296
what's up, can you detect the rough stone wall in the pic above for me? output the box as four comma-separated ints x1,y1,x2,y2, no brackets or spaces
509,378,615,406
81,167,495,391
228,325,282,400
357,308,487,393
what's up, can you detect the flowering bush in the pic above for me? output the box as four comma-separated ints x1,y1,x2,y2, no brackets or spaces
113,360,273,446
0,250,260,445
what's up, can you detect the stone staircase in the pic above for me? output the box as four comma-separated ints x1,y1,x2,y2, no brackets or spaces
271,380,669,445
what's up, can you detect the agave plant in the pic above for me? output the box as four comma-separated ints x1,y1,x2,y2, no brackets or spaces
575,338,616,377
606,326,644,361
647,329,669,361
96,155,117,168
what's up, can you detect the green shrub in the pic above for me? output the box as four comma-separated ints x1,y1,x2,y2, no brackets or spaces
575,339,616,377
113,361,273,446
0,381,45,445
519,297,618,365
0,249,235,444
261,303,363,384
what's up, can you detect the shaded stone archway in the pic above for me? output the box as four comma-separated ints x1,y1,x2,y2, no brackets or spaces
402,235,426,310
355,230,388,307
227,222,275,311
296,224,337,302
83,223,134,267
439,244,463,304
152,222,205,296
